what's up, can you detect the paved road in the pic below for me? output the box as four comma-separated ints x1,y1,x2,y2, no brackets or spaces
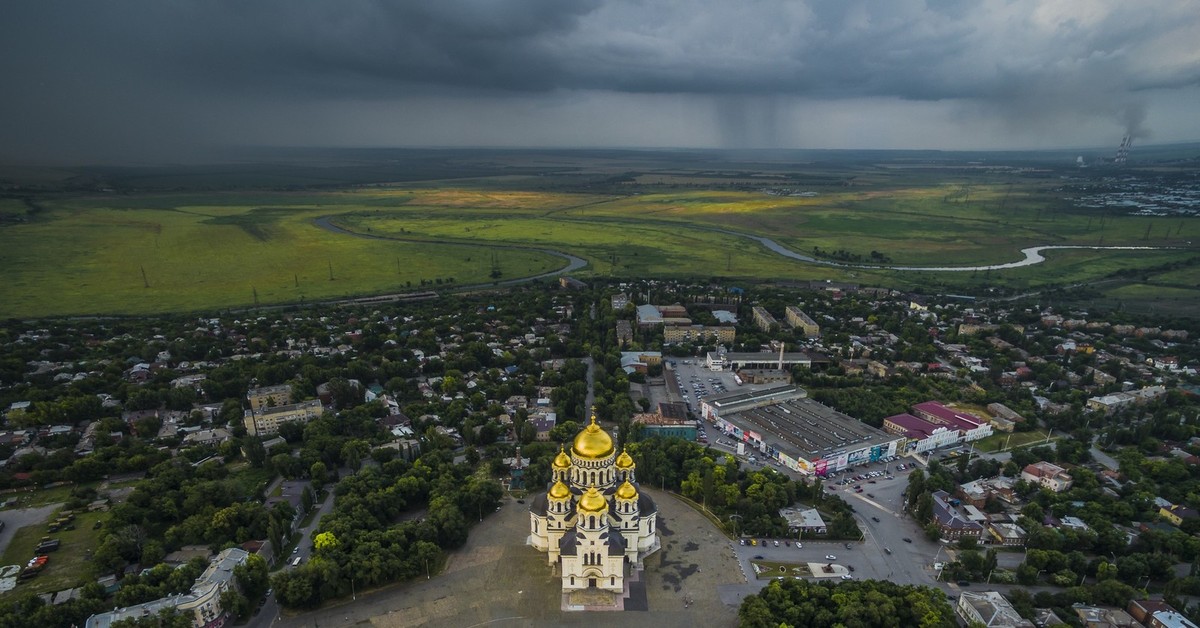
0,503,62,560
1091,434,1120,471
249,488,338,628
583,357,595,414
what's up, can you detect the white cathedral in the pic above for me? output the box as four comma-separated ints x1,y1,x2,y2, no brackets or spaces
529,415,659,595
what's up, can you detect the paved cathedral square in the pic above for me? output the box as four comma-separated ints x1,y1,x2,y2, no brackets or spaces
528,415,660,598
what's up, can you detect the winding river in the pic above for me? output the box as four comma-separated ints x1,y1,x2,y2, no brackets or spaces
737,232,1177,272
315,215,1180,285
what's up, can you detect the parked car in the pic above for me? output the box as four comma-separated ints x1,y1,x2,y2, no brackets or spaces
825,554,837,560
753,555,764,560
884,548,892,554
844,543,851,549
903,538,913,543
871,516,880,522
957,581,971,587
841,574,853,580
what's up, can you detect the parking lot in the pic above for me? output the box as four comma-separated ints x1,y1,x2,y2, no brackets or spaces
664,360,780,419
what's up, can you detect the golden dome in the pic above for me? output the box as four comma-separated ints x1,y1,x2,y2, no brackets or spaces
578,487,609,513
571,414,614,460
548,480,571,500
615,448,635,469
615,480,638,501
552,446,571,469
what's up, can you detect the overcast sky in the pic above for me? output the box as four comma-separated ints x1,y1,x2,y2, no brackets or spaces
3,0,1198,163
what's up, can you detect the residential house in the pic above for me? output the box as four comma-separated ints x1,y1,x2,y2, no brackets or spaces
1021,462,1073,492
1160,504,1200,527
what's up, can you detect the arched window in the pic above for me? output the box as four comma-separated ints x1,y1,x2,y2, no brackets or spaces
571,576,575,586
611,576,615,586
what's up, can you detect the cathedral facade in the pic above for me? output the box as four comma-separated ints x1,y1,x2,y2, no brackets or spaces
529,416,659,594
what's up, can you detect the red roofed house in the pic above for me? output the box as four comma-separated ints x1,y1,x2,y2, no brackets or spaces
1021,461,1073,492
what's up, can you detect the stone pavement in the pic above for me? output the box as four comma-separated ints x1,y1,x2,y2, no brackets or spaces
275,488,744,628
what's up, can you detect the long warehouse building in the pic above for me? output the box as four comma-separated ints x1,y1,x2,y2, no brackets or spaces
701,384,901,476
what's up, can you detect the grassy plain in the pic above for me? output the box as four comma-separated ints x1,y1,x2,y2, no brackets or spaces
0,194,563,317
2,157,1197,317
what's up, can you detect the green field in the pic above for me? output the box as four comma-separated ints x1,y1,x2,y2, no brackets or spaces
2,162,1197,317
972,430,1055,453
0,508,106,600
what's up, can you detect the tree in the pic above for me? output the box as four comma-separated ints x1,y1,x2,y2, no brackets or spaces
309,461,328,488
314,531,340,555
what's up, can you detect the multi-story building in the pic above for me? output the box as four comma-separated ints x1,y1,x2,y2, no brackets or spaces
246,384,293,412
1020,462,1073,492
882,413,959,453
244,399,324,437
956,591,1034,628
751,306,779,332
912,401,993,443
784,306,820,338
663,324,736,345
931,490,985,540
86,548,250,628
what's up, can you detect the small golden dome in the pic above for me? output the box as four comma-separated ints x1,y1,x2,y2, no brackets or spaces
616,480,638,501
552,446,571,469
571,413,614,460
615,448,635,469
578,487,609,513
548,480,571,500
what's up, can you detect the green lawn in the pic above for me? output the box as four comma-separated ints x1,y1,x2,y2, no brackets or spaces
751,560,814,580
973,430,1055,453
0,509,106,600
1,485,81,510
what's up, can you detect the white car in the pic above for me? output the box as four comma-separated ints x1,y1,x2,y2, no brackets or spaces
841,574,853,580
825,554,836,561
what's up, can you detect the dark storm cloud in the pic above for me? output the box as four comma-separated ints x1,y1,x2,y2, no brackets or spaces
2,0,1198,160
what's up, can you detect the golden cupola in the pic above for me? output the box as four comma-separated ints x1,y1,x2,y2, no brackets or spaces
615,479,638,501
548,479,571,501
552,446,572,469
571,414,614,460
615,448,635,470
578,486,609,513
